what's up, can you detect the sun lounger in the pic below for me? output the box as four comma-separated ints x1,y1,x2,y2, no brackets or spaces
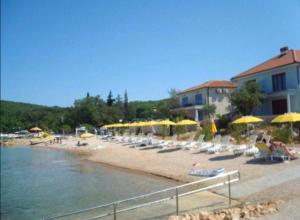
189,168,225,177
207,135,231,154
233,135,258,156
270,145,298,161
181,135,205,150
194,135,222,153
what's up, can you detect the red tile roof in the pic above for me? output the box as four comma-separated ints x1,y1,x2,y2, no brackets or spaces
232,49,300,80
178,80,237,95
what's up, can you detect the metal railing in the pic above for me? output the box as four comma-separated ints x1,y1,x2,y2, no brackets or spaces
45,170,240,220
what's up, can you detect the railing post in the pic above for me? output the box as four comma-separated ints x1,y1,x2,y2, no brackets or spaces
228,175,231,206
113,203,117,220
176,188,179,215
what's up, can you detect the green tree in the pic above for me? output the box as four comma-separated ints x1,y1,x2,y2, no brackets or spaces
230,82,264,115
116,94,122,105
106,91,115,106
202,104,216,119
123,90,129,121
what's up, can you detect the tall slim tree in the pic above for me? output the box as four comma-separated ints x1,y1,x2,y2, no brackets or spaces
123,90,129,121
116,94,122,105
106,91,115,106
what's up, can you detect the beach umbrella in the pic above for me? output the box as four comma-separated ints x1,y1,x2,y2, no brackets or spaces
232,115,263,136
135,122,148,127
112,123,124,128
271,112,300,131
209,120,217,134
128,122,139,127
157,120,176,126
176,119,197,126
271,112,300,123
80,133,94,138
145,120,160,126
29,127,42,132
122,123,130,127
232,116,263,124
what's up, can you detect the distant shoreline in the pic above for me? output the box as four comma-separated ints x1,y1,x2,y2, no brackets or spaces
2,139,185,183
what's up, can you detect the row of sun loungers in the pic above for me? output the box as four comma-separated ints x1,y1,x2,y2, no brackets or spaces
101,133,298,161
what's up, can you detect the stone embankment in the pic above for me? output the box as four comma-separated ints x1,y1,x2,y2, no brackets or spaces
169,200,283,220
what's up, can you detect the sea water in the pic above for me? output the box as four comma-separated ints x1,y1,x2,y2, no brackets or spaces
0,146,177,220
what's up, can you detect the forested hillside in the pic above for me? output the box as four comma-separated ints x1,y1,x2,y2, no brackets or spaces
1,91,185,133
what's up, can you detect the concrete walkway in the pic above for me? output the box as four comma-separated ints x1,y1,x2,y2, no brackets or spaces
214,165,300,199
63,191,237,220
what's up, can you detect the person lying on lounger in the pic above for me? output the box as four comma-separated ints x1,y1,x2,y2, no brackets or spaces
266,138,298,160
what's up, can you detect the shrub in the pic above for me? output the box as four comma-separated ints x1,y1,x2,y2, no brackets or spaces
228,124,247,144
272,126,292,143
201,126,213,141
194,128,203,141
217,114,231,132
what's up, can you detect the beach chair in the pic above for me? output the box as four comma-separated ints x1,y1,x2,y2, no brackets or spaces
181,134,205,150
270,144,298,161
195,135,222,153
173,133,196,150
156,136,180,152
233,135,258,156
207,135,231,154
189,168,225,177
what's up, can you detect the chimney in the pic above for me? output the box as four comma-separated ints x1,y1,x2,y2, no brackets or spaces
280,46,289,55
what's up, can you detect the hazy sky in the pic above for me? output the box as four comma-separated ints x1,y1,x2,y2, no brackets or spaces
2,0,300,106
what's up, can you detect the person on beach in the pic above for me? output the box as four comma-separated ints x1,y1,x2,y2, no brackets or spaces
265,137,298,159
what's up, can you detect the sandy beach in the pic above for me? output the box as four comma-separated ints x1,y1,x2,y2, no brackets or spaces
9,136,300,219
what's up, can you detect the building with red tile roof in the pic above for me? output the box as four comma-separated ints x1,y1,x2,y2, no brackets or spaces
176,80,236,121
232,47,300,115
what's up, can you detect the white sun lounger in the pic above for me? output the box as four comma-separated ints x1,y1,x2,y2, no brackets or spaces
207,135,231,154
233,135,258,156
181,135,205,150
194,135,222,153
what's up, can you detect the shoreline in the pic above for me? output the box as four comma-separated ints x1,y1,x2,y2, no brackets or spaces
3,141,185,183
4,137,300,199
3,137,300,219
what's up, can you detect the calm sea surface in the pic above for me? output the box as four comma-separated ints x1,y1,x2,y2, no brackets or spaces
1,146,177,220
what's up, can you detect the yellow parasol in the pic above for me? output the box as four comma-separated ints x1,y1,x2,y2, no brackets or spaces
209,120,217,134
122,123,130,127
29,127,42,132
176,119,197,126
80,133,94,138
112,123,124,128
271,112,300,123
157,120,176,126
128,122,139,127
145,120,160,126
232,116,263,124
271,112,300,131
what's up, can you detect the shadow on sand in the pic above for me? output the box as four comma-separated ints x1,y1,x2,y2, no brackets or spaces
246,157,283,165
209,154,240,161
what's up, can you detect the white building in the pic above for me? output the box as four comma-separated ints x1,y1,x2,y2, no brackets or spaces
231,47,300,115
175,80,236,121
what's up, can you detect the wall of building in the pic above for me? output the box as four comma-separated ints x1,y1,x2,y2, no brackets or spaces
177,87,235,120
235,63,300,115
208,87,234,116
178,89,208,106
236,64,299,92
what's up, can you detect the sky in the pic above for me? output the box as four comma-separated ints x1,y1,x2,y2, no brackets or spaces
2,0,300,107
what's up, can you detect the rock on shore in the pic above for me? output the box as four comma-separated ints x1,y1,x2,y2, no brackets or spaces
169,200,283,220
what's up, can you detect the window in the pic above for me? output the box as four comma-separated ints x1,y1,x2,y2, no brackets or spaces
272,73,286,92
195,94,203,105
182,97,188,107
